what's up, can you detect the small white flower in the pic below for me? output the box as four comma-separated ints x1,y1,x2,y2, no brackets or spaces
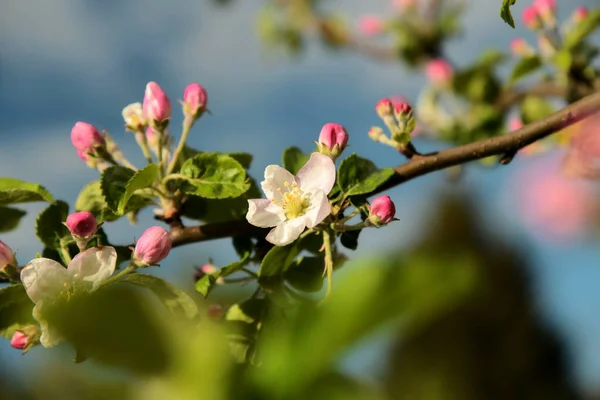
246,152,336,246
20,246,117,348
122,102,147,130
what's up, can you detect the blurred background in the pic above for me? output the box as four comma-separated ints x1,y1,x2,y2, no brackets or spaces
2,0,600,398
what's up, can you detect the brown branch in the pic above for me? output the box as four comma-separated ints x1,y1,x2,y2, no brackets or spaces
166,90,600,248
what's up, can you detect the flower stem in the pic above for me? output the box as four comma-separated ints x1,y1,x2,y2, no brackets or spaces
167,116,194,175
319,230,334,304
157,128,165,180
59,239,72,265
101,263,137,287
135,131,154,165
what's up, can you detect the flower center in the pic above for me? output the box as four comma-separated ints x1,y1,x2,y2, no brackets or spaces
274,181,309,219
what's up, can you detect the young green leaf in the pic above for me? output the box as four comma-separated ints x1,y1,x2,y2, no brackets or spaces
195,274,220,298
337,153,395,197
35,200,69,249
118,164,159,215
500,0,517,28
0,207,26,233
258,242,302,277
282,146,311,175
0,284,36,339
0,178,54,205
509,56,542,84
101,166,136,212
179,153,250,199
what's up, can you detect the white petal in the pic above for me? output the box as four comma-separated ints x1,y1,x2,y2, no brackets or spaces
246,199,285,228
33,302,64,348
68,246,117,291
266,218,307,246
296,153,336,195
261,165,296,202
21,258,70,304
304,190,332,228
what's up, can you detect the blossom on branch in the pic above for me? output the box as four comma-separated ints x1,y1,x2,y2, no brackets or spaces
246,153,336,246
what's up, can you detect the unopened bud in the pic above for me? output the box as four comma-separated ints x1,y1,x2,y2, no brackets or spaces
143,82,171,126
533,0,556,27
425,59,453,86
0,241,17,280
65,211,98,250
133,226,172,267
11,331,29,350
317,123,349,159
10,326,40,353
368,126,386,143
510,38,534,57
71,122,106,159
368,195,396,227
122,102,147,132
358,15,384,36
522,6,541,30
183,83,208,120
375,98,394,119
572,6,589,23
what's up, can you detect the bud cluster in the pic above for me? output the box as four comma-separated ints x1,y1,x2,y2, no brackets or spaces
370,97,417,156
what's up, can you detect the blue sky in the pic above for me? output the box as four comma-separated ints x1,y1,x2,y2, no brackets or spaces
2,0,600,393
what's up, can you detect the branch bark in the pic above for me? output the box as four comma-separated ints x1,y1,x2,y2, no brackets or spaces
167,90,600,249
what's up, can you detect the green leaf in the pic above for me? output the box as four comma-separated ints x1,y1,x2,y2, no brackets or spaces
0,284,36,339
76,181,153,222
521,96,555,124
118,164,159,215
564,8,600,49
120,274,199,320
500,0,516,28
0,207,26,233
259,242,302,277
340,230,361,251
282,146,311,175
195,274,220,298
101,166,136,212
337,154,395,197
552,50,572,72
509,55,542,84
284,256,325,293
179,153,250,199
35,200,69,249
0,178,54,205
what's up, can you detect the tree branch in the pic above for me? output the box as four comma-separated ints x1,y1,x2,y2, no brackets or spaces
167,91,600,248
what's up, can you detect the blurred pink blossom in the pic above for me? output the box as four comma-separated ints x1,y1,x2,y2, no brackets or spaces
572,6,589,23
392,0,416,11
522,6,540,29
358,16,384,36
510,38,533,57
563,113,600,179
515,155,596,241
425,59,453,85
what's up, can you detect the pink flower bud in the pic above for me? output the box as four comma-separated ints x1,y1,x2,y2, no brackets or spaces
368,195,396,226
207,304,224,319
522,6,541,29
393,101,412,116
318,123,349,158
134,226,172,266
143,82,171,123
572,6,588,23
533,0,556,21
510,38,533,57
183,83,208,119
425,59,453,85
71,122,105,155
0,241,17,270
376,98,393,119
358,15,384,36
66,211,97,239
10,331,29,350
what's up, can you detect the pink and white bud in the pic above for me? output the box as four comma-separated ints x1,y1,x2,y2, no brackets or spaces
425,59,453,85
10,331,29,350
318,123,349,158
143,82,172,124
358,15,384,36
533,0,556,26
66,211,98,240
0,241,17,270
368,195,397,226
375,98,394,119
182,83,208,120
572,6,589,23
522,6,541,30
368,126,386,143
71,122,106,156
122,102,147,132
133,226,172,266
510,38,534,57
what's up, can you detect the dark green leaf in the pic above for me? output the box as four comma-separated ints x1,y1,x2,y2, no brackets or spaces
79,180,153,222
120,274,199,320
282,146,311,175
35,200,69,249
259,242,302,277
0,178,54,205
179,153,250,199
284,256,325,292
118,164,159,215
509,55,542,84
0,207,26,233
337,153,395,197
0,284,36,339
233,236,254,259
100,166,136,213
500,0,516,28
340,230,361,251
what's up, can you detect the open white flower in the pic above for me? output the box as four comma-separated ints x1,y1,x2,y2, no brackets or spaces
246,152,336,246
20,246,117,347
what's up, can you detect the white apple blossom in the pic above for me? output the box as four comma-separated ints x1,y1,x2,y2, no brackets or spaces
20,246,117,348
246,152,336,246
